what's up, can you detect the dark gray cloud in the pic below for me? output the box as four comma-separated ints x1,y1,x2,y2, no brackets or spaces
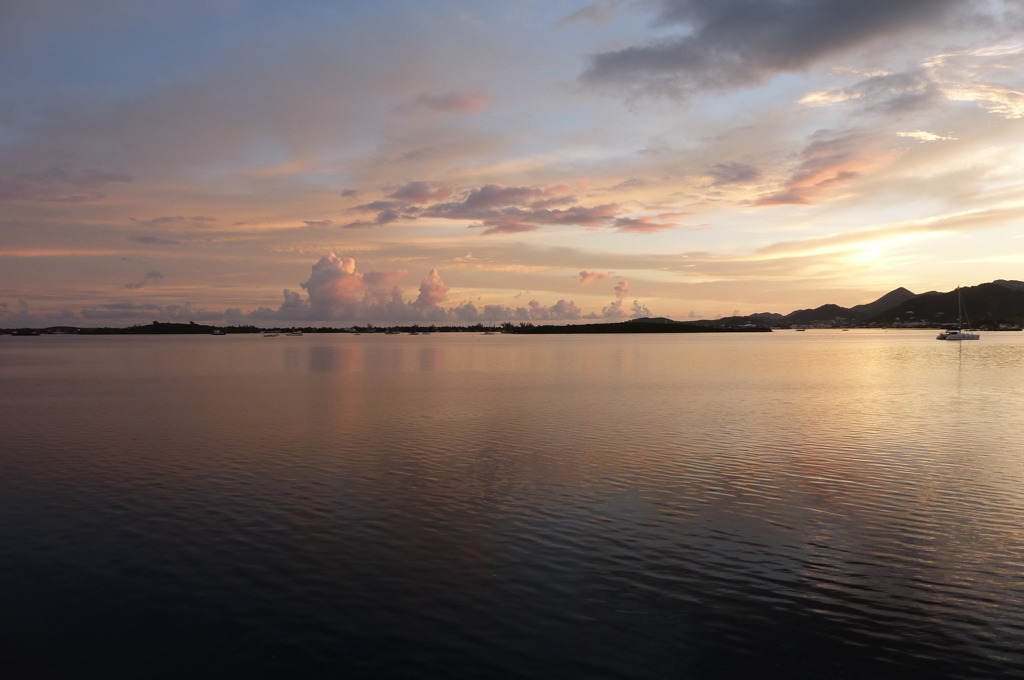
582,0,961,97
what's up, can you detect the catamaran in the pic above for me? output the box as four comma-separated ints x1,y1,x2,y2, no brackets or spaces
936,287,979,341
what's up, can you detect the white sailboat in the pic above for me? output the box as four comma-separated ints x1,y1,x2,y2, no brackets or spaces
936,287,979,341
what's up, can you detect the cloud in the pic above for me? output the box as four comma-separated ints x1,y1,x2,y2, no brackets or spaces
298,253,371,319
77,301,228,322
558,0,625,28
462,204,621,235
592,298,652,320
303,219,333,228
251,253,591,323
897,130,957,143
447,298,584,322
0,167,132,203
256,253,445,321
341,208,410,229
413,269,449,309
800,45,1024,119
800,70,942,113
386,181,454,204
130,215,217,228
464,184,562,209
578,278,652,320
348,181,631,235
581,0,961,98
342,181,453,227
475,221,539,236
754,128,897,206
124,270,165,290
708,161,762,186
129,235,181,246
413,182,621,233
579,270,612,285
925,44,1024,119
613,214,682,233
398,91,491,116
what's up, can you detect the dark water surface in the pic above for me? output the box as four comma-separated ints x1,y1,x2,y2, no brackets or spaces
2,331,1023,678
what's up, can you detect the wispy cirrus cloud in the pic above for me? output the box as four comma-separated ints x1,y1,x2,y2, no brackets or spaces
124,270,165,290
614,212,689,233
800,44,1024,119
397,91,491,116
0,167,132,203
130,215,218,228
754,129,897,206
897,130,957,143
558,0,625,28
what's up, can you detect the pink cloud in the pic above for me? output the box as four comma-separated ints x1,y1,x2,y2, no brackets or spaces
414,269,449,309
614,280,629,299
299,253,365,318
579,270,612,285
754,129,898,206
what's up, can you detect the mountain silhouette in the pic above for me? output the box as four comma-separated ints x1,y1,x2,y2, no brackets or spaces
698,281,1024,329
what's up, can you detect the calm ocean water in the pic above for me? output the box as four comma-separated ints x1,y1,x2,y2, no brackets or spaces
2,331,1023,679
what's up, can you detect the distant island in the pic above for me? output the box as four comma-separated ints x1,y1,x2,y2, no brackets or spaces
3,280,1023,335
1,318,766,336
506,318,767,334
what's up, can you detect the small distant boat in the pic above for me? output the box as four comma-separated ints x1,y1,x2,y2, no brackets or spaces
285,330,303,336
263,332,279,337
211,329,226,335
936,287,980,341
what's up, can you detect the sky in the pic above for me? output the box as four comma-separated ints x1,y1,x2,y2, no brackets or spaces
3,0,1024,327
